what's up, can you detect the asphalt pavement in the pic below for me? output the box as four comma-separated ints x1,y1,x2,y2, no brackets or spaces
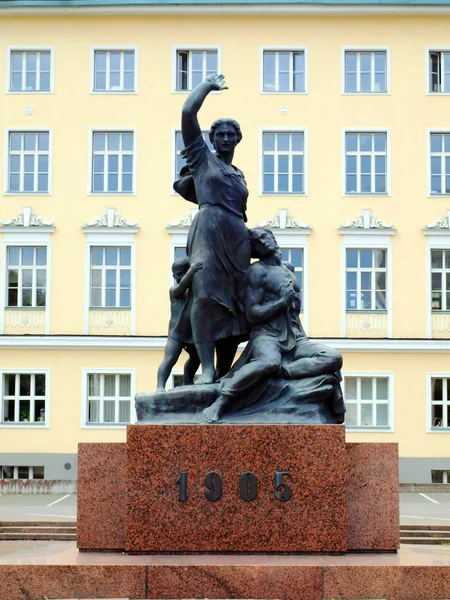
0,491,449,524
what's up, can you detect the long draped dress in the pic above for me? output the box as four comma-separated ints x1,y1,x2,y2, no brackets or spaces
173,134,250,344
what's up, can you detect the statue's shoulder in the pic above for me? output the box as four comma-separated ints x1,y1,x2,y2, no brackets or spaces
247,261,267,286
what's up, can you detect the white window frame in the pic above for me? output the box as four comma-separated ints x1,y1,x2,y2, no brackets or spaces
81,368,136,429
0,369,50,429
89,246,132,309
6,46,54,94
426,47,450,95
172,45,221,93
340,234,393,337
259,127,308,196
345,248,387,312
0,234,52,335
88,128,137,195
4,128,52,195
427,372,450,432
426,233,450,336
342,128,390,196
427,128,450,196
84,233,136,335
429,248,450,312
343,372,394,432
341,47,390,95
260,46,308,94
5,245,48,309
90,46,138,94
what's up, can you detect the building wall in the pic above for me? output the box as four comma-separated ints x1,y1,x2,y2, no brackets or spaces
0,10,449,482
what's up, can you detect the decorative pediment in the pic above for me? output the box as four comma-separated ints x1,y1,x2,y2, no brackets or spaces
84,207,137,228
340,209,393,230
257,208,309,229
425,210,450,230
0,206,53,228
167,207,198,228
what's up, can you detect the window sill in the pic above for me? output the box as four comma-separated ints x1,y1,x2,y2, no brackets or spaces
5,306,46,311
428,193,450,197
260,192,307,197
346,310,388,314
342,92,390,96
82,423,129,429
429,427,450,433
431,310,450,313
346,426,393,432
1,423,48,428
4,192,51,196
260,90,307,95
426,92,450,96
89,307,131,311
90,91,137,95
88,192,136,196
344,193,390,197
6,90,54,95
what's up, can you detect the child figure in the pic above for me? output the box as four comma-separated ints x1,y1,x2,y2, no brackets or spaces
156,257,203,391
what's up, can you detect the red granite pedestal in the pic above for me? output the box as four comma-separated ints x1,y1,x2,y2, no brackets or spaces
77,424,399,554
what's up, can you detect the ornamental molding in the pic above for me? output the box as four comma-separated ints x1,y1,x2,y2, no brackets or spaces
425,210,450,230
257,208,310,229
167,207,198,228
340,208,393,230
0,206,53,228
84,207,137,228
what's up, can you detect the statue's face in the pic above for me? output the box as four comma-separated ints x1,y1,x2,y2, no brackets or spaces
213,124,238,154
254,229,278,257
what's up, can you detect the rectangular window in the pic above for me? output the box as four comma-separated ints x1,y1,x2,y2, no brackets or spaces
431,377,450,428
93,49,136,92
0,466,44,479
87,372,132,424
90,246,131,308
8,131,50,193
431,469,450,483
279,248,304,309
429,51,450,93
346,249,387,311
9,50,51,92
176,49,218,91
345,132,387,194
344,376,390,428
2,373,47,425
262,50,305,92
175,130,214,180
344,51,387,93
262,132,304,194
91,131,134,193
7,246,47,308
431,249,450,310
430,133,450,194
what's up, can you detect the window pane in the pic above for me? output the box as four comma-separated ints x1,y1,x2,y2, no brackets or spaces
119,400,130,423
376,404,388,426
346,134,357,152
120,289,131,307
346,249,358,268
361,378,372,400
431,134,442,153
104,400,115,422
88,400,100,422
19,374,31,396
376,378,388,400
263,133,275,151
345,403,357,427
104,374,115,397
18,466,29,479
361,404,373,426
5,374,16,396
277,134,289,151
88,373,101,396
291,134,303,152
291,249,303,268
346,73,357,93
432,378,442,401
345,377,357,400
122,133,133,151
105,247,118,265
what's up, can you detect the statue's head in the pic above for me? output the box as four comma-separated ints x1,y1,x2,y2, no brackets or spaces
249,228,279,259
209,118,242,154
172,256,190,283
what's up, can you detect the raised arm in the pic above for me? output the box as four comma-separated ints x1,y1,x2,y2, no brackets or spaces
170,261,203,300
181,74,228,147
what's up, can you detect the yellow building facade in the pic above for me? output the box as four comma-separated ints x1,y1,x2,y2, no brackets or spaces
0,0,449,482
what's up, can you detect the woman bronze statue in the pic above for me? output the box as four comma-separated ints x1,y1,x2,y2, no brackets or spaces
173,74,250,384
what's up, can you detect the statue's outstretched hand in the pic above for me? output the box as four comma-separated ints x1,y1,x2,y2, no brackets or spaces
205,73,228,91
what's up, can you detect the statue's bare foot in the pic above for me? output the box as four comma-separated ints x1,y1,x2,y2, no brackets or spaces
156,386,165,393
194,371,215,385
202,403,222,423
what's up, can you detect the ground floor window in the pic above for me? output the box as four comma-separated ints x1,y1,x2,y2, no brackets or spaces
430,376,450,428
0,465,44,479
343,375,391,429
86,372,132,424
2,372,47,424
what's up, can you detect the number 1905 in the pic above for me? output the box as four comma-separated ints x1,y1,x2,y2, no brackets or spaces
176,471,292,502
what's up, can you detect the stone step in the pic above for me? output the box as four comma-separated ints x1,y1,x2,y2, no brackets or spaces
0,533,76,540
0,520,76,527
400,529,450,538
400,524,450,531
0,526,77,533
400,536,450,545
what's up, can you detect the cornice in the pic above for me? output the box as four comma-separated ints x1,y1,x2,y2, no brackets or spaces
0,335,448,352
